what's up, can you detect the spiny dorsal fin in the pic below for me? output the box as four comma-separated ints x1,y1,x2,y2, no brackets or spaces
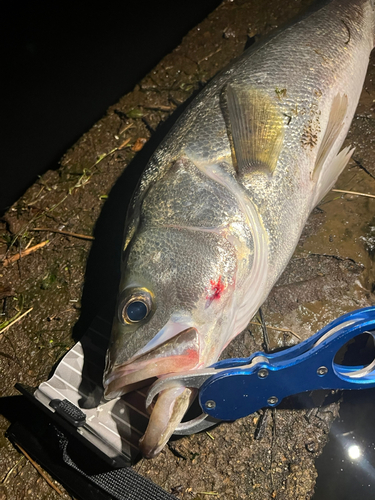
226,84,285,176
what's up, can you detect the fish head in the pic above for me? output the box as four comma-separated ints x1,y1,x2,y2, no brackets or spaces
103,223,239,457
104,224,238,398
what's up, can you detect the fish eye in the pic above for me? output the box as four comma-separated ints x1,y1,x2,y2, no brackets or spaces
126,301,148,321
119,289,153,324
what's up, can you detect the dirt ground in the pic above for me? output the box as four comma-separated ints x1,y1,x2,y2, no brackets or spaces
1,0,375,498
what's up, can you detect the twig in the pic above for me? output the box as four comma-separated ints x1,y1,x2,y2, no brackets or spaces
197,47,222,65
43,195,68,214
118,137,131,149
144,104,174,112
352,158,375,180
1,456,24,483
206,431,215,440
258,307,270,353
90,139,131,171
91,148,117,168
331,189,375,199
6,193,67,255
250,322,301,340
254,409,271,441
68,169,93,194
24,237,35,250
16,443,63,496
27,186,47,206
31,227,94,241
195,492,219,496
0,307,33,335
2,241,49,266
119,123,134,136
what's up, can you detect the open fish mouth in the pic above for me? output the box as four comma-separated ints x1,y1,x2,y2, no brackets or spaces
103,327,200,399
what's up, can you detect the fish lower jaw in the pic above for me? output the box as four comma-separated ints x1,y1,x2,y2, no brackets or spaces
103,353,201,400
103,363,160,400
103,326,202,399
103,372,156,400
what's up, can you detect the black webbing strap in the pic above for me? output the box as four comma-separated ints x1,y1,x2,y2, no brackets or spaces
9,385,177,500
57,429,177,500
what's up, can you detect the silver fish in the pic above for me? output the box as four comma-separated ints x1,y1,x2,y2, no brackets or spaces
103,0,375,458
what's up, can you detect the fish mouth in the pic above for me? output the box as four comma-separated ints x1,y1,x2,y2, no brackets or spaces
103,327,200,399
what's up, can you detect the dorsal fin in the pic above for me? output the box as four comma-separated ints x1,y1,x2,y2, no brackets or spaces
311,94,352,207
313,93,349,183
312,145,354,208
226,84,285,176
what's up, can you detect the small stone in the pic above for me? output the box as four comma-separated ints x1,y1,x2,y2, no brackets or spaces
306,441,317,452
223,27,236,39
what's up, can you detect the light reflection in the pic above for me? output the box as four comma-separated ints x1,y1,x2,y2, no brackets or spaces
329,420,375,484
348,444,361,460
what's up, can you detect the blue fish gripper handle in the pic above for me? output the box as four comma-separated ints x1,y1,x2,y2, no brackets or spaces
199,307,375,421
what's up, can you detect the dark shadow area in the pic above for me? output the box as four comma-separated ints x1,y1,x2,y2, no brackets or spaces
2,394,176,499
312,332,375,499
335,331,375,366
1,0,222,215
278,389,342,410
1,394,115,475
314,388,375,500
0,395,29,425
5,89,205,472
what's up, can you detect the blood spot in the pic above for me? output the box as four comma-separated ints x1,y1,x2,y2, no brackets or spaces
205,276,225,308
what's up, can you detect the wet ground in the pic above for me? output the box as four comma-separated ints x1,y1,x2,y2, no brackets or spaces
1,0,375,498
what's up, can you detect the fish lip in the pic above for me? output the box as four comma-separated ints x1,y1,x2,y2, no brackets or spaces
103,326,200,399
105,324,198,375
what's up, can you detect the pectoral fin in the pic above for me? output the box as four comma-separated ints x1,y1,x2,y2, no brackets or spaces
312,94,353,207
226,85,285,176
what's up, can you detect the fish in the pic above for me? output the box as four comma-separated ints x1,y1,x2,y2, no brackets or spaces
103,0,375,458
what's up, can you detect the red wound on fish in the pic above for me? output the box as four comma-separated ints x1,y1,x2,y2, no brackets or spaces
205,276,225,308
